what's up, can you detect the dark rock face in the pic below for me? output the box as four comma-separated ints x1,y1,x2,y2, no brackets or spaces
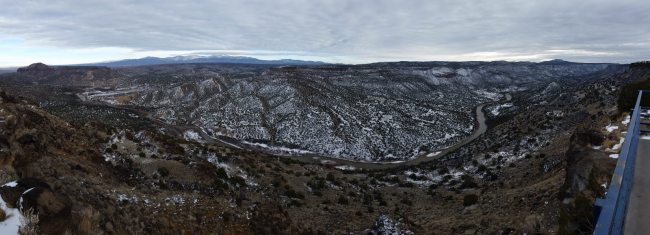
564,130,611,194
0,178,71,234
0,178,53,208
571,130,605,147
20,186,68,216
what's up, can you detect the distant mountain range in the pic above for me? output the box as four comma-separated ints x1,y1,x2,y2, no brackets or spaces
77,55,326,67
0,68,16,74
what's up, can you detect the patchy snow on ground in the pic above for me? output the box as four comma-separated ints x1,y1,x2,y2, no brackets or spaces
612,138,625,150
436,133,459,143
545,110,564,117
3,181,17,187
242,141,315,155
334,165,356,171
319,159,336,165
204,153,257,186
474,89,502,101
116,193,140,204
0,193,25,235
488,103,513,116
102,153,120,165
165,195,186,205
622,115,630,126
183,130,202,142
426,151,442,157
605,124,619,133
370,214,413,235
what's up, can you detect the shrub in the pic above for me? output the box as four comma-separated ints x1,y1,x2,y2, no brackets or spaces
216,168,228,179
77,207,100,234
378,200,388,206
618,77,650,112
363,193,373,205
460,175,478,189
230,176,247,187
477,165,488,172
285,188,305,199
326,173,336,182
308,177,326,190
463,194,479,206
400,198,413,206
288,199,303,207
337,196,349,205
157,167,170,177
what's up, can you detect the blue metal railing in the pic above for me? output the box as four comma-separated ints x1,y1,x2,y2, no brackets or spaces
594,90,647,234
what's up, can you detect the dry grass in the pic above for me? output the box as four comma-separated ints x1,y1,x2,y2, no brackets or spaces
19,208,39,235
76,207,101,235
0,167,16,184
115,95,133,104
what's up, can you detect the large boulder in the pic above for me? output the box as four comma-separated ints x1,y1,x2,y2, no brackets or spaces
0,178,50,208
0,178,68,216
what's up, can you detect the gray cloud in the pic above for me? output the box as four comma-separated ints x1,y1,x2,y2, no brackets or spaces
1,0,649,63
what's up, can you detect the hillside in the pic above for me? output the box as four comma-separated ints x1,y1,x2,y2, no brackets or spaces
0,61,644,234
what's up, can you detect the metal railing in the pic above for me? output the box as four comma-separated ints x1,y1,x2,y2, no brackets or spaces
594,90,648,235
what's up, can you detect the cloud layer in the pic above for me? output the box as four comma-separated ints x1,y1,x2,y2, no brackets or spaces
0,0,649,65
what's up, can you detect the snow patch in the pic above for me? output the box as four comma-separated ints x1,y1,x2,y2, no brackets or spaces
488,103,513,116
183,130,202,142
622,115,630,126
3,181,17,187
165,195,185,205
243,141,315,155
334,165,356,171
426,151,442,157
371,214,412,235
474,90,502,101
612,138,625,150
605,124,618,133
0,194,25,234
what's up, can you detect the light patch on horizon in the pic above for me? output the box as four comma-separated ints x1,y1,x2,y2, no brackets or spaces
0,0,649,67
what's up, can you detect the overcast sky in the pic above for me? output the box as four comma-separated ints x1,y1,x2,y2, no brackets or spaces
0,0,649,67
